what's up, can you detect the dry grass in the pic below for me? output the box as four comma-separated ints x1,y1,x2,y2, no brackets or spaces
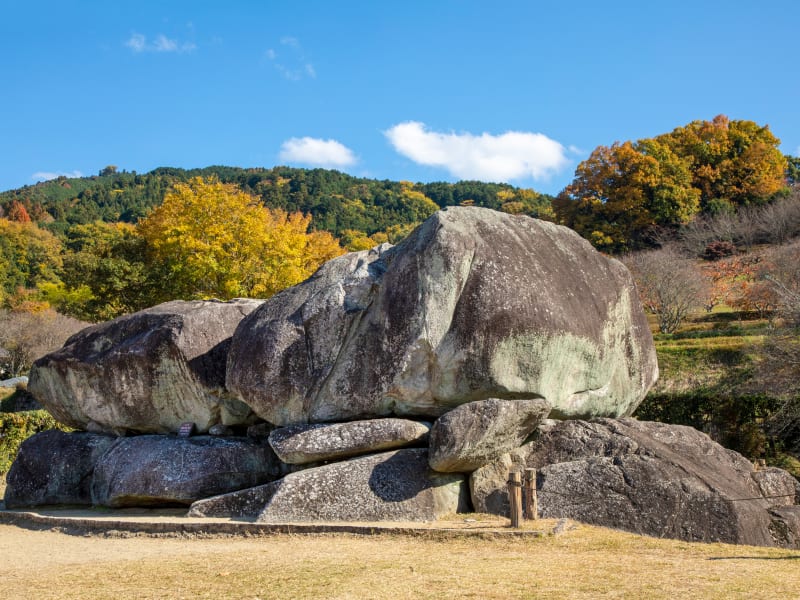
1,521,799,599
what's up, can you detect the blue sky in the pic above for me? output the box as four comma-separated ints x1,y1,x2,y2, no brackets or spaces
2,1,798,196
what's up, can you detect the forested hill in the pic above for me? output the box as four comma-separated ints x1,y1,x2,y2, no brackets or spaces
0,166,554,237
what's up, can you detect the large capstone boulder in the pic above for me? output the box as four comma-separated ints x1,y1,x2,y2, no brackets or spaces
227,207,657,426
4,430,116,508
428,398,551,472
256,449,468,522
472,418,800,547
269,418,431,464
90,435,280,507
28,299,263,434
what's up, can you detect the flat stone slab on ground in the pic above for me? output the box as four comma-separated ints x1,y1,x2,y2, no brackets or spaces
470,418,800,547
257,448,468,522
4,430,116,508
268,418,430,464
91,434,280,508
187,482,279,519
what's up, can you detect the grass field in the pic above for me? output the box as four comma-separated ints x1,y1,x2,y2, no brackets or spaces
647,308,768,389
1,521,799,599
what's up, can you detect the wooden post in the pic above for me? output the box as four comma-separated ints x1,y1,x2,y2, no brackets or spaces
508,471,522,528
524,468,538,521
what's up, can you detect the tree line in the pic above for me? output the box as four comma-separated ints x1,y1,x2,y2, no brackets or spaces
555,115,793,252
1,114,800,471
0,165,554,238
1,113,798,376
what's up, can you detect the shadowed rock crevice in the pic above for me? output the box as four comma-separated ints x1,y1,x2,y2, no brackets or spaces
187,338,231,390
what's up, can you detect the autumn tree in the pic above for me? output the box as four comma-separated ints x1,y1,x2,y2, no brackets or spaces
398,181,440,222
6,200,31,223
0,219,63,303
137,177,344,302
555,140,700,252
339,229,390,252
557,116,787,252
657,115,787,211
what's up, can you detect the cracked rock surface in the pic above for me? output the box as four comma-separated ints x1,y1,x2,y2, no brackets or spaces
28,299,263,435
227,207,658,426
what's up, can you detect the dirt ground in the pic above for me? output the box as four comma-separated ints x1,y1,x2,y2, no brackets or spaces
3,475,800,599
2,516,800,600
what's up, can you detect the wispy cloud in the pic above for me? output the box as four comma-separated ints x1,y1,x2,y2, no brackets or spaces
384,121,572,183
32,170,83,182
279,137,357,168
126,33,147,52
125,32,196,54
265,37,316,81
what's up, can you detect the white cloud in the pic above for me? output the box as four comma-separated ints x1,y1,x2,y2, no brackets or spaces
279,137,357,168
384,121,571,182
153,34,177,52
266,37,315,80
32,170,83,182
125,32,196,53
125,33,146,52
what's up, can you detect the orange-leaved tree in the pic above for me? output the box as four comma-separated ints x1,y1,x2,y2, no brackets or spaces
554,140,699,252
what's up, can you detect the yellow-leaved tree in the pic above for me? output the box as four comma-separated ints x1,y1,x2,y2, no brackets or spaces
137,177,344,302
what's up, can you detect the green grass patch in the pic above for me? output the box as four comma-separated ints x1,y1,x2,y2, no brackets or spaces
642,308,798,462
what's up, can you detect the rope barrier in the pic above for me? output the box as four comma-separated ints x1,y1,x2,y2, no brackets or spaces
534,488,796,503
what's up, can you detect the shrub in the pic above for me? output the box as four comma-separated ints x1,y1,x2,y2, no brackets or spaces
702,240,737,261
0,410,69,474
635,392,779,460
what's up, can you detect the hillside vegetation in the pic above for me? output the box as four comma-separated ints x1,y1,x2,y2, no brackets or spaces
1,113,799,474
0,165,554,237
